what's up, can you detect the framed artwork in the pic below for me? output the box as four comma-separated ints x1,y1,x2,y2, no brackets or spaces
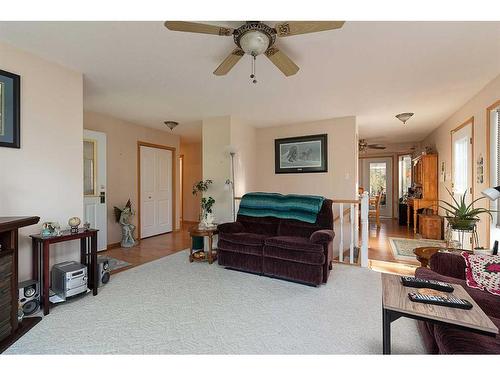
274,134,328,174
0,69,21,148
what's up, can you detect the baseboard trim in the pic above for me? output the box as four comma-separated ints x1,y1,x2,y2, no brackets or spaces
106,242,121,250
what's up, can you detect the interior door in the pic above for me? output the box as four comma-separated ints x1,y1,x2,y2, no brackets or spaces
361,157,393,218
452,123,473,205
140,146,173,238
83,130,107,251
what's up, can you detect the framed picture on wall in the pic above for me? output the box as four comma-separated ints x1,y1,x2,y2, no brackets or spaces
0,69,21,148
274,134,328,174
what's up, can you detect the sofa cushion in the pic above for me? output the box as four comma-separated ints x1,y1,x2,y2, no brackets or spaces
236,215,280,236
264,236,324,252
433,316,500,354
218,239,263,256
462,252,500,296
220,232,268,246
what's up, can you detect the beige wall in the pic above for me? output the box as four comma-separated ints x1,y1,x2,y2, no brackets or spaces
84,111,181,245
255,116,358,200
230,117,257,197
422,73,500,248
180,141,202,222
202,116,232,223
0,42,83,280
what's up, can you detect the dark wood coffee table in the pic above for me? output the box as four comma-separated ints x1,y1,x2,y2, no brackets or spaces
381,273,498,354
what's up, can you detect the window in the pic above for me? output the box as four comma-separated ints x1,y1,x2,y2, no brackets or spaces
83,139,97,196
491,107,500,226
398,155,412,199
453,135,469,194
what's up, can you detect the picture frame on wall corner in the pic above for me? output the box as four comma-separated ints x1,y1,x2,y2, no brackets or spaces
0,69,21,149
274,134,328,174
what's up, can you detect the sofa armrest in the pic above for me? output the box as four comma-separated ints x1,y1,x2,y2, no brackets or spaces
217,222,245,234
310,229,335,244
429,252,466,280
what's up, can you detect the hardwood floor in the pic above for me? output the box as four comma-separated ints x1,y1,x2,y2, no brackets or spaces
100,221,193,274
367,217,419,276
100,218,418,277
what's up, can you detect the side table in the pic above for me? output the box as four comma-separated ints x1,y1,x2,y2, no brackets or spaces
188,225,218,264
30,228,99,315
413,246,472,268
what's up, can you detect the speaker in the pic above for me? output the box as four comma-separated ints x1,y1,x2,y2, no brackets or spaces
97,258,110,286
18,280,40,316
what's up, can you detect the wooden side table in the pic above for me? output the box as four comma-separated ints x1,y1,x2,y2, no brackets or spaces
413,247,441,267
30,228,98,315
188,225,218,264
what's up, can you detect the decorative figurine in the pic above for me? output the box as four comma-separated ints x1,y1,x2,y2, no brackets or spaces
68,217,81,234
41,222,61,237
114,199,137,248
83,222,91,231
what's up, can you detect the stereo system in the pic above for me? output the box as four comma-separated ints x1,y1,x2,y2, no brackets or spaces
51,261,88,298
97,258,110,286
18,279,40,316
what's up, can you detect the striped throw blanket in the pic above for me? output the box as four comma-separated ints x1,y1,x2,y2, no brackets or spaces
238,192,325,224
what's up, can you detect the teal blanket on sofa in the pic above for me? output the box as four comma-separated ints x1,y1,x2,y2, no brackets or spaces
238,192,325,224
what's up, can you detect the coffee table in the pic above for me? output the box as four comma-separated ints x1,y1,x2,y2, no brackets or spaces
381,273,498,354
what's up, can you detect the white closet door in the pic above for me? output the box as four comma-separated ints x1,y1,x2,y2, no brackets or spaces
140,146,173,238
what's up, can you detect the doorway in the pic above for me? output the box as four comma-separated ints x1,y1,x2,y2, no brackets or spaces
138,142,175,239
83,129,107,251
360,157,393,218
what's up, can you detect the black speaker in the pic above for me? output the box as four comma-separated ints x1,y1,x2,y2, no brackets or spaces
97,258,110,286
18,280,40,316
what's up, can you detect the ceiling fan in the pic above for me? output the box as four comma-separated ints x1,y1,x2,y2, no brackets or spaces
164,21,345,82
359,139,387,152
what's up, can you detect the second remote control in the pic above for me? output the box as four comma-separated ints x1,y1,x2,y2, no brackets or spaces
401,276,454,292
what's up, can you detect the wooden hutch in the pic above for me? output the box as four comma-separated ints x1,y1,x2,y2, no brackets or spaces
0,216,40,353
407,154,438,234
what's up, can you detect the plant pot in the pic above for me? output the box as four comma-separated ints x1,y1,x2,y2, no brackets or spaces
446,217,478,231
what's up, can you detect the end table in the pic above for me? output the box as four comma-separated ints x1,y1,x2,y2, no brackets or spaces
188,225,218,264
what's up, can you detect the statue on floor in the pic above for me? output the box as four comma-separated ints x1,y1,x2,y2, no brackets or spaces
114,199,137,248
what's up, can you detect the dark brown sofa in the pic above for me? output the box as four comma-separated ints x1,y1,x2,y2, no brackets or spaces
415,252,500,354
217,199,334,286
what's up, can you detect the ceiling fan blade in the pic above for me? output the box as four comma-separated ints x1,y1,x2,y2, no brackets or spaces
368,145,386,150
164,21,233,36
274,21,345,37
265,47,299,77
213,49,245,76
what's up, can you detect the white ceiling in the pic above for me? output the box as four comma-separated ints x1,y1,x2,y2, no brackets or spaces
0,21,499,142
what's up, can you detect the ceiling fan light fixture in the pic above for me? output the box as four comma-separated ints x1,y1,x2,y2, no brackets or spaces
239,30,270,56
164,121,179,131
395,112,414,124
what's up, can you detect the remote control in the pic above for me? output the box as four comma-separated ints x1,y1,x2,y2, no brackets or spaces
408,292,473,310
401,276,454,292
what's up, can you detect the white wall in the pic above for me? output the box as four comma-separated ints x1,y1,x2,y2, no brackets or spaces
0,42,83,280
230,117,257,197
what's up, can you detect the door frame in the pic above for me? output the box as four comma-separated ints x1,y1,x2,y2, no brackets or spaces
359,155,396,218
485,100,500,249
179,154,184,224
137,141,176,240
450,117,474,198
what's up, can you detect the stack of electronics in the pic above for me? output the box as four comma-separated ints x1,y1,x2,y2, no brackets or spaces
401,276,473,310
50,261,88,303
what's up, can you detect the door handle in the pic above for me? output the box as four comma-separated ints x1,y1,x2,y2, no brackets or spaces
100,191,106,204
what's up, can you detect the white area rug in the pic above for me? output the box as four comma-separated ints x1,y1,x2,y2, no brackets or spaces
5,250,425,354
389,237,446,261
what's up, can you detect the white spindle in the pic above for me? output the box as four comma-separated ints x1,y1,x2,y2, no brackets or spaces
354,200,359,255
360,192,369,267
349,203,355,264
338,203,344,262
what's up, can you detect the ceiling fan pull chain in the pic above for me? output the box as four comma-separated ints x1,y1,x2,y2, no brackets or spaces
250,55,257,84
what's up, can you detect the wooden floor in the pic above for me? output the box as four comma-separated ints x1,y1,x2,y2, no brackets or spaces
102,219,418,276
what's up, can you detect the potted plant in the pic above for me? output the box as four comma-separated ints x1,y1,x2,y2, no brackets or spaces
192,179,215,227
439,187,492,231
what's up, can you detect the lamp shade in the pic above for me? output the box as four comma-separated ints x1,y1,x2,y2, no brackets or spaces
482,186,500,201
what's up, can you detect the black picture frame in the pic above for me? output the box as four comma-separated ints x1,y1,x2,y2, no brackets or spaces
274,134,328,174
0,69,21,149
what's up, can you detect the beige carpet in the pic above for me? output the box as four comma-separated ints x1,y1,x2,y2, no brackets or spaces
5,250,426,354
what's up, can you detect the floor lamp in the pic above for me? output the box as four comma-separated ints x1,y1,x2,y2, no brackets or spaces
225,145,237,222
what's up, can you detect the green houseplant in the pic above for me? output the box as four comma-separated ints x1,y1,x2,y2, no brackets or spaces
192,179,215,226
440,187,492,231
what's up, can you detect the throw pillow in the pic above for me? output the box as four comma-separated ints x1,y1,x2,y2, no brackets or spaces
462,252,500,296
